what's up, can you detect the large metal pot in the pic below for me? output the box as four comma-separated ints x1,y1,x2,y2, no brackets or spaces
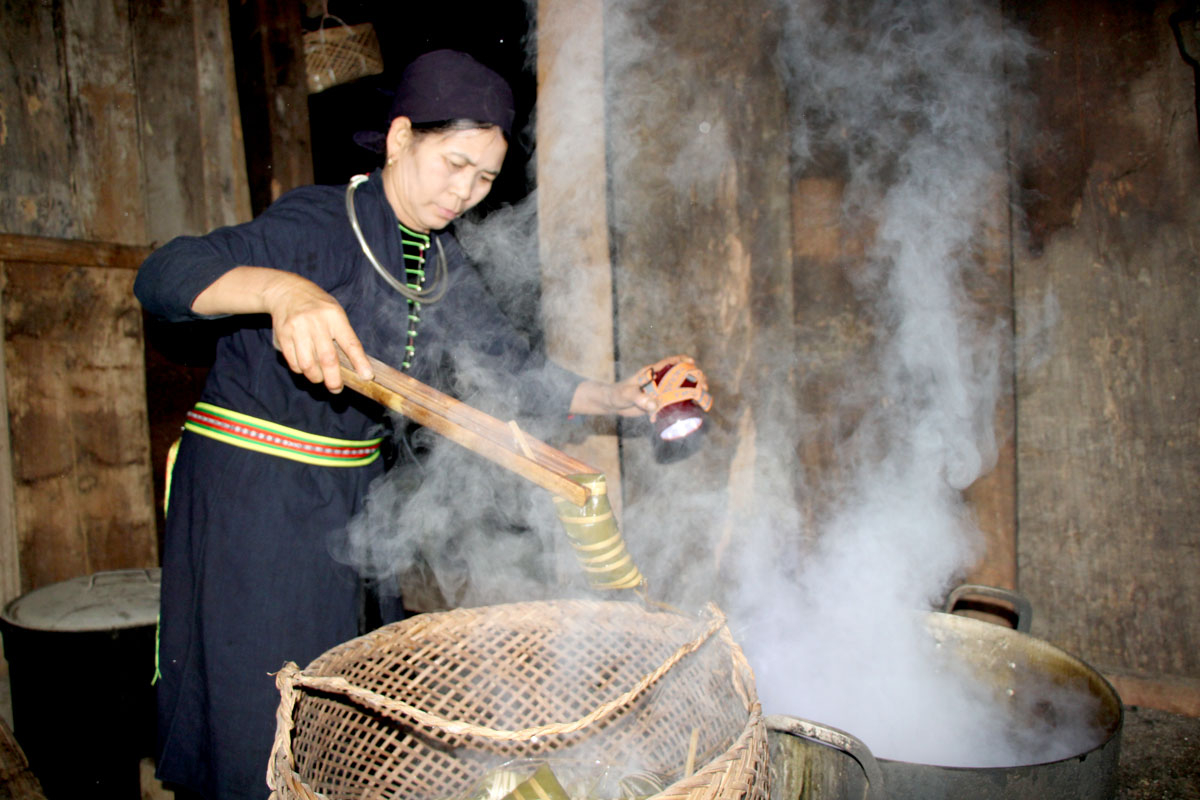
0,568,161,799
766,586,1123,800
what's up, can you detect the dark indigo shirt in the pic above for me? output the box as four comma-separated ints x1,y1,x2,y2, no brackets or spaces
135,170,582,439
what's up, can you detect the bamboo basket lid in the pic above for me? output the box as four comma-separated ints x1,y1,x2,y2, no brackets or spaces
269,600,768,800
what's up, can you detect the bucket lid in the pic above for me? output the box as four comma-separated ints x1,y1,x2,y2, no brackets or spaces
1,569,161,632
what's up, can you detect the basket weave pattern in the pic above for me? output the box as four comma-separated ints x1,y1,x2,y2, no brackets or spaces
269,600,768,800
303,22,383,94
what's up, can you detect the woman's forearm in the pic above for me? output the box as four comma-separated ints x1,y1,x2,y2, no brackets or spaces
569,378,657,417
192,266,373,389
190,266,293,316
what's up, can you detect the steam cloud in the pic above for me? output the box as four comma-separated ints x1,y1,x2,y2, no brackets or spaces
334,0,1105,771
728,0,1094,768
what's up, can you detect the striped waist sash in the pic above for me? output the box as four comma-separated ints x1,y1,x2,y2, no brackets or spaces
184,402,383,467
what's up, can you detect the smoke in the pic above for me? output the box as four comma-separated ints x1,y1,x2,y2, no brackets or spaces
333,189,590,609
330,29,585,609
332,0,1107,771
724,0,1069,767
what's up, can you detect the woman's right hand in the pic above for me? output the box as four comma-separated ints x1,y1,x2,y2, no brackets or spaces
191,266,374,393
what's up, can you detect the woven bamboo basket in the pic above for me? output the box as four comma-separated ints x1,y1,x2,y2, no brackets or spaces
268,600,768,800
303,20,383,94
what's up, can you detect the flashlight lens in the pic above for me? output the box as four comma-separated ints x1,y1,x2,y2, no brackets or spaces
659,415,703,441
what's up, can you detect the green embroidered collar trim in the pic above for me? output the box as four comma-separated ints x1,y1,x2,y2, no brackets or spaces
397,221,431,246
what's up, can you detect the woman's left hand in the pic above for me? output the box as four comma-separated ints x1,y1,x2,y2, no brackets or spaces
569,355,706,418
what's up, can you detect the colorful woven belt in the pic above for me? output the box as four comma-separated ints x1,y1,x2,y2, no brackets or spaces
184,402,383,467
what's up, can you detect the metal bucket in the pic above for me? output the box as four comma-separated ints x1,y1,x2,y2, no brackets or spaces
766,587,1123,800
0,568,160,799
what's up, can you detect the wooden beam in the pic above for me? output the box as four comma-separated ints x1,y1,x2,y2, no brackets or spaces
1105,672,1200,718
0,235,149,271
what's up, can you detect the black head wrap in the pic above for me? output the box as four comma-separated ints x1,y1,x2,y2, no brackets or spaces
354,49,515,152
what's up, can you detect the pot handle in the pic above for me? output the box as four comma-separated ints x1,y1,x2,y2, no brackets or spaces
765,714,887,800
943,584,1032,632
85,568,161,589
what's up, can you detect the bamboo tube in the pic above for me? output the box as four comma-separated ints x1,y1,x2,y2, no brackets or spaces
501,763,571,800
553,474,645,591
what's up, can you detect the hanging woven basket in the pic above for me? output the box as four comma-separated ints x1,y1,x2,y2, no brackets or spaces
268,600,768,800
303,18,384,94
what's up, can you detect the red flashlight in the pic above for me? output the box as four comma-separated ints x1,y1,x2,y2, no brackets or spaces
639,359,713,462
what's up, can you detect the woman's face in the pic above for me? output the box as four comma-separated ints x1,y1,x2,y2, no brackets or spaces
383,116,508,232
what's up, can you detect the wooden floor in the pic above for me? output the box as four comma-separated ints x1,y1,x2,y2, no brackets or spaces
1115,706,1200,800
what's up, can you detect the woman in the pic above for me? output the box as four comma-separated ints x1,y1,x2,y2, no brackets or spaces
135,50,700,799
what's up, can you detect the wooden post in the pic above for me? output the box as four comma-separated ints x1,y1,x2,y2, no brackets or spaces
0,272,17,608
230,0,313,215
535,0,623,512
603,0,796,598
192,0,254,228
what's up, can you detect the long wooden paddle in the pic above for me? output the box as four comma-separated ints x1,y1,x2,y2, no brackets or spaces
336,347,597,506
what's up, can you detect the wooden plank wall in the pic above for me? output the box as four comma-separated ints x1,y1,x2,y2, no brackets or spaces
790,170,1016,593
0,0,1194,716
0,238,155,590
1010,0,1200,713
0,0,249,601
579,0,1198,714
